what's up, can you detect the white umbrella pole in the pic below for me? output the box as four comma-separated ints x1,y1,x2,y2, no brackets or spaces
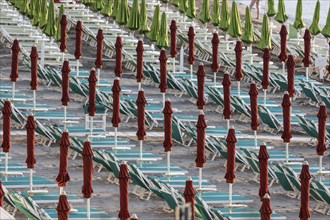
225,33,229,51
76,59,80,77
162,93,165,109
213,72,216,86
263,89,267,106
199,168,202,190
237,81,240,98
228,183,233,207
190,64,193,80
285,142,289,164
282,61,285,74
87,198,91,220
305,67,309,82
114,127,118,150
29,169,33,192
33,90,36,111
139,140,143,161
319,156,323,173
179,47,184,72
138,82,141,90
41,40,45,67
173,58,176,73
227,119,230,131
12,82,15,99
167,152,170,175
90,116,93,138
64,106,67,130
5,153,8,181
254,130,257,148
97,68,100,85
60,187,63,195
62,52,65,62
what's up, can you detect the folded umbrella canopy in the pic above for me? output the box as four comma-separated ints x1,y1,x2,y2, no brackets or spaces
227,1,242,39
225,127,237,207
112,0,118,17
115,36,123,77
26,115,36,170
184,177,196,220
211,31,220,85
156,12,169,48
55,4,65,41
196,64,206,110
94,0,105,11
286,55,296,98
56,132,70,194
39,0,48,28
309,0,321,36
116,0,129,25
222,73,231,129
139,0,149,33
75,20,83,73
303,29,311,81
0,181,4,207
147,5,160,41
43,0,56,37
95,29,104,70
57,194,71,220
82,140,94,220
178,0,188,13
136,40,144,86
170,20,178,64
118,162,130,220
136,90,147,161
159,49,168,107
30,46,38,111
112,78,121,150
82,0,93,6
28,0,35,18
281,91,292,164
127,0,139,30
293,0,305,30
20,0,29,15
249,83,259,148
59,14,67,61
321,8,330,38
172,0,179,7
278,25,288,72
257,14,272,50
274,0,288,24
212,0,221,27
88,69,97,138
199,0,211,24
219,0,230,32
10,39,19,99
1,101,12,179
299,162,311,220
266,0,276,17
242,7,254,45
188,26,195,79
262,48,270,106
317,103,327,173
32,0,40,26
234,41,243,97
260,193,272,220
258,144,270,201
163,100,173,175
101,0,113,16
195,111,207,190
186,0,196,19
61,60,70,127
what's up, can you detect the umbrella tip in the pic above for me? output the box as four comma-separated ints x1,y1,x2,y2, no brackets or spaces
199,62,204,66
199,110,204,115
65,58,69,62
85,137,90,142
213,29,217,34
32,44,36,48
262,142,266,146
121,161,127,165
161,47,165,51
139,88,144,92
166,98,171,102
303,161,309,165
187,176,192,181
91,67,96,71
284,91,289,95
263,193,270,199
64,128,68,132
319,102,325,106
115,77,120,81
231,125,235,129
131,214,138,219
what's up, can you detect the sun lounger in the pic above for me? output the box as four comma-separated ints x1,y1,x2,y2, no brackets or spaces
1,176,57,189
44,208,115,220
20,192,84,204
212,207,286,220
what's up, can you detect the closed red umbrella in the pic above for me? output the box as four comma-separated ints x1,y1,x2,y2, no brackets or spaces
163,100,173,175
281,91,292,164
184,177,197,220
258,144,270,201
278,25,288,71
170,20,178,59
118,161,130,220
249,83,259,148
10,39,20,99
0,181,4,208
136,40,144,87
1,101,12,179
159,49,168,107
196,63,206,110
303,29,311,81
234,41,243,97
56,132,70,192
61,60,70,127
222,73,232,129
115,35,123,78
316,103,327,173
88,69,97,138
260,193,272,220
188,26,195,79
286,55,296,98
30,46,38,91
56,194,71,220
95,29,104,69
196,111,207,190
60,14,67,62
82,140,94,219
112,78,121,150
26,115,37,193
136,90,147,161
75,20,83,76
211,32,220,85
299,161,311,220
261,48,270,106
225,127,237,207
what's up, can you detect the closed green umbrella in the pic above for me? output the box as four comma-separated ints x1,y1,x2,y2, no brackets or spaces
242,7,254,44
157,12,169,48
266,0,276,17
43,0,56,37
172,0,179,7
116,0,129,25
227,1,242,38
94,0,104,11
82,0,94,6
101,0,113,16
186,0,196,19
147,5,160,41
199,0,211,24
257,14,272,50
162,0,169,3
212,0,221,26
139,0,149,33
28,0,35,19
55,4,65,41
127,0,139,30
321,8,330,38
274,0,288,24
293,0,306,30
39,0,48,28
32,0,40,26
309,0,321,36
219,0,230,32
111,0,118,17
20,0,29,15
179,0,188,13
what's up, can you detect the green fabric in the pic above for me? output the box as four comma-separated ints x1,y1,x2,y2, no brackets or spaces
199,0,211,24
54,4,65,41
219,0,230,31
101,0,113,16
147,5,160,41
28,0,35,18
293,0,306,30
156,12,169,48
93,0,104,11
309,0,321,36
139,0,150,33
115,0,129,25
266,0,276,17
127,0,139,30
20,0,29,15
162,0,169,3
82,0,94,6
212,0,221,26
111,0,118,17
32,0,40,26
321,8,330,38
227,1,241,38
43,0,56,37
186,0,196,19
242,7,254,44
257,14,272,50
178,0,188,13
172,0,179,7
274,0,288,24
38,0,48,28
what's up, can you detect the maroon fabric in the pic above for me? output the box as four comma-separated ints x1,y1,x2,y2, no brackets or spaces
195,113,207,168
25,115,36,169
196,64,206,110
316,104,328,156
115,36,123,77
88,69,98,117
260,194,272,220
258,145,270,201
249,83,259,131
159,49,168,93
112,79,121,127
286,55,296,98
222,73,232,120
136,90,147,140
56,194,71,220
261,48,270,90
82,141,94,198
30,46,38,91
234,41,243,81
299,163,311,220
225,128,237,183
74,20,83,60
95,29,104,69
183,179,197,220
56,132,70,187
163,100,173,152
302,29,311,68
10,39,20,82
61,60,71,106
136,40,144,82
170,20,178,58
118,163,131,220
60,14,67,52
1,101,12,153
188,26,195,65
0,181,4,208
281,92,292,143
211,32,220,72
278,25,288,62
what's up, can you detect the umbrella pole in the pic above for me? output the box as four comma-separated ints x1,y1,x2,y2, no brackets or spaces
263,89,267,106
199,168,202,190
87,198,91,220
41,40,45,67
167,151,170,175
60,187,63,195
90,116,93,139
228,183,233,207
213,72,216,86
64,106,67,130
319,156,323,173
179,47,184,72
97,68,100,85
138,82,141,90
114,127,118,150
139,140,143,161
5,153,8,181
285,142,289,164
305,67,309,82
33,90,36,111
29,168,33,192
12,82,15,100
190,64,193,80
76,59,79,77
282,61,285,74
162,93,165,109
254,130,257,148
225,33,229,51
227,119,230,131
237,81,240,98
173,58,176,73
62,52,65,62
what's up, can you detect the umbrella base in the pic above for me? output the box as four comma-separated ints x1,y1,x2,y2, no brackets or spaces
28,189,48,195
